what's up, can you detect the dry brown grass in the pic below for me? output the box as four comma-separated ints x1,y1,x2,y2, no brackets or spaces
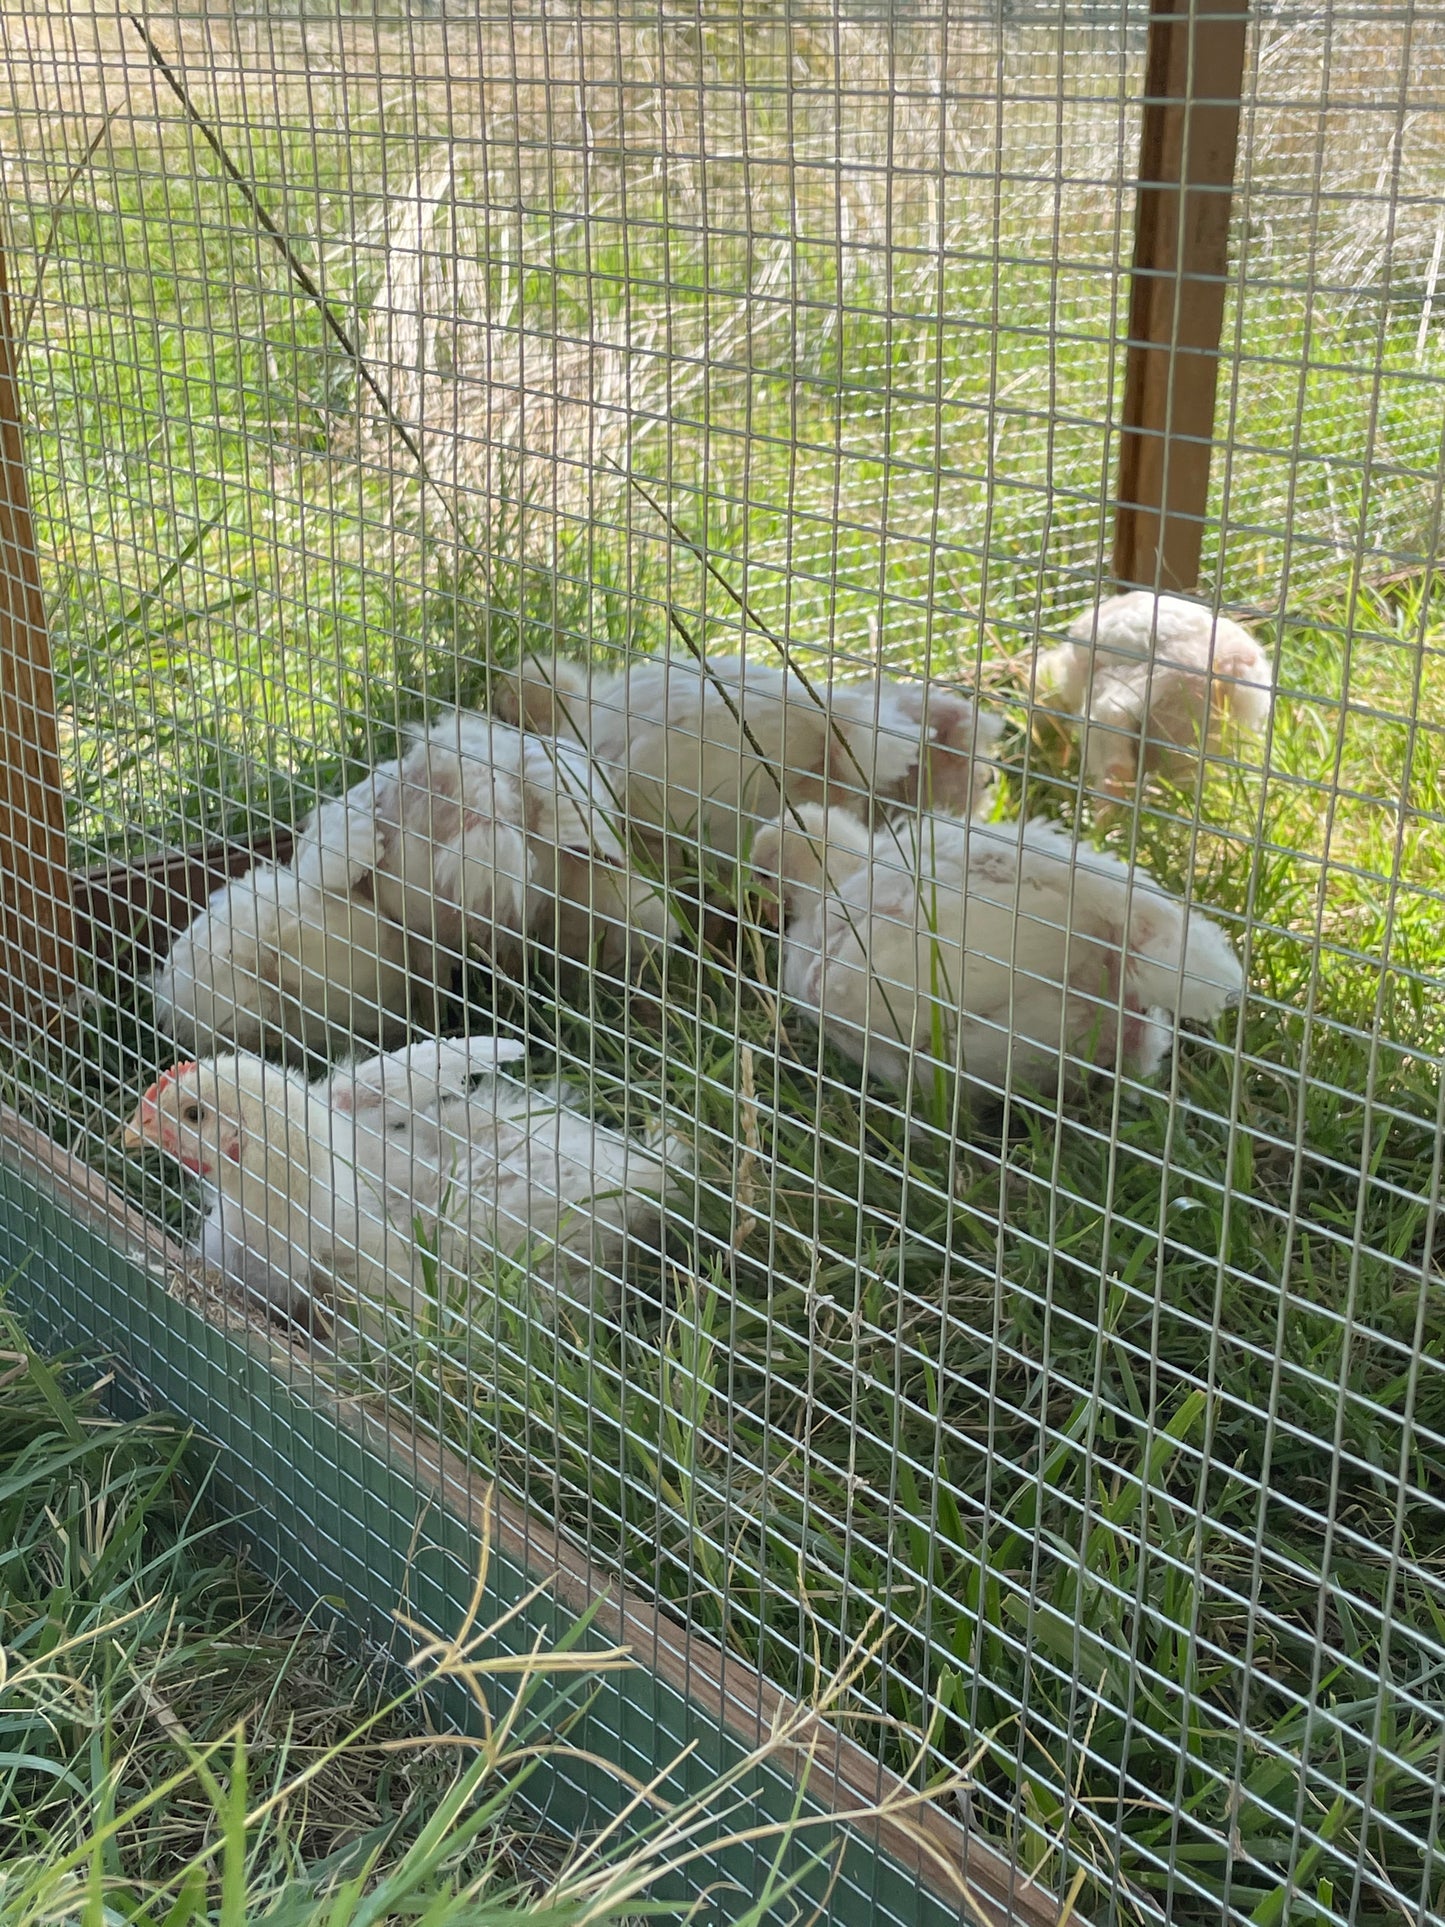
0,3,1137,549
10,3,1442,573
7,4,1440,296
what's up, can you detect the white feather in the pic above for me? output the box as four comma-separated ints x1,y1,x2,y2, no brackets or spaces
752,803,1244,1103
503,652,1002,862
327,1035,530,1121
1037,591,1273,797
323,1047,682,1329
126,1043,686,1335
151,786,415,1060
152,710,674,1061
370,710,675,979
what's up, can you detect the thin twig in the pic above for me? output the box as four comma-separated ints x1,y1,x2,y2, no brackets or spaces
17,110,123,353
123,20,701,959
127,15,432,478
614,495,899,883
616,457,951,816
618,460,951,909
630,488,958,1041
125,9,506,605
658,598,822,843
659,602,919,1059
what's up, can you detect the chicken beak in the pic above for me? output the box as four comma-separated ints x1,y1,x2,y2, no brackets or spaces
119,1062,196,1155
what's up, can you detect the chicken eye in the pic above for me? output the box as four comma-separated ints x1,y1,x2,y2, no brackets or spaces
181,1102,203,1124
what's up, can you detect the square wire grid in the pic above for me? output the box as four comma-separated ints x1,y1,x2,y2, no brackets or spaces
0,4,1441,1924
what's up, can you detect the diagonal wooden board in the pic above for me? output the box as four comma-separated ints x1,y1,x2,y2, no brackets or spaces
71,833,296,970
0,1100,1071,1927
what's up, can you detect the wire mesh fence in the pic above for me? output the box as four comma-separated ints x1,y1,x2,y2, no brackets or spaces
0,1,1442,1922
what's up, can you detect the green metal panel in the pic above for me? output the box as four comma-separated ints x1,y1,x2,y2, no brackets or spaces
0,1160,1011,1927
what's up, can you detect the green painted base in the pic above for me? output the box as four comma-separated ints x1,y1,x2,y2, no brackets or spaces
0,1130,1055,1927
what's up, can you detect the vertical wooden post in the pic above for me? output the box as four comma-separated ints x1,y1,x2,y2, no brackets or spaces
0,237,75,1030
1113,0,1249,593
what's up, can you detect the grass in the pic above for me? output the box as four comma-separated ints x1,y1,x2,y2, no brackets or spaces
0,1311,595,1922
2,12,1444,1926
0,1308,916,1925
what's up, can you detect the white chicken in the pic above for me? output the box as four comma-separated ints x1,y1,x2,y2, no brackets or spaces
122,1037,686,1334
151,712,673,1060
121,1050,329,1311
150,785,417,1061
369,710,675,982
497,651,1003,864
750,804,1244,1104
1035,591,1273,799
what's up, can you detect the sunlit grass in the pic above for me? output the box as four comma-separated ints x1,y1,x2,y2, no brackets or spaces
2,1311,931,1926
0,1315,587,1921
3,50,1442,1927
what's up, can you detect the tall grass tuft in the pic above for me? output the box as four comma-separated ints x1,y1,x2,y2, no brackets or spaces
0,1307,969,1927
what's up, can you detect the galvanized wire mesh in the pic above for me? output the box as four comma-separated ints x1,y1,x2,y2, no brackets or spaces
0,2,1442,1923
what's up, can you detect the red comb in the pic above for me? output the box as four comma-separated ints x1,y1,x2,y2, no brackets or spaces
138,1059,198,1120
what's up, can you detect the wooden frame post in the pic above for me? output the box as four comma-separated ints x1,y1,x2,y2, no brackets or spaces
1113,0,1249,593
0,234,75,1030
